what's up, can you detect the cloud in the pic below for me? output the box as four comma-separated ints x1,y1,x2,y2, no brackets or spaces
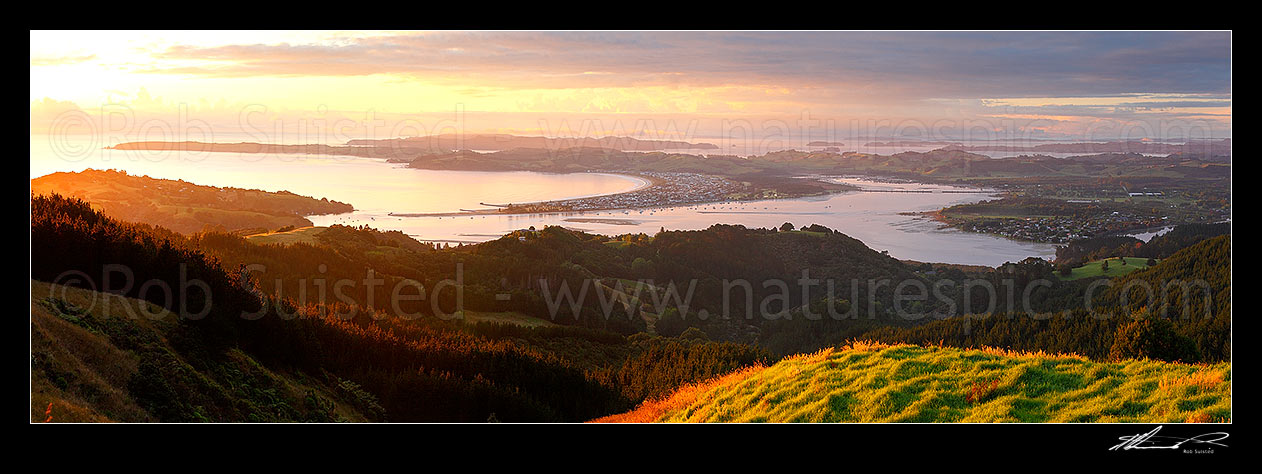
32,31,1231,140
144,31,1231,100
30,54,96,66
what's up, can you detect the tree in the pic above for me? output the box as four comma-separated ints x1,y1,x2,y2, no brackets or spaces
679,327,709,341
1146,257,1157,267
1108,317,1201,363
779,222,795,232
803,224,832,233
1100,259,1109,272
655,308,687,337
631,257,652,273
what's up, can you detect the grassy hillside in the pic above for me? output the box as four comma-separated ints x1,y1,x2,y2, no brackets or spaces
456,310,558,328
31,280,377,422
31,169,352,234
594,341,1230,423
244,226,328,245
1057,257,1157,280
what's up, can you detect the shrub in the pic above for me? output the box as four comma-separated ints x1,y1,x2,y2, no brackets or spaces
1108,317,1201,363
680,327,710,341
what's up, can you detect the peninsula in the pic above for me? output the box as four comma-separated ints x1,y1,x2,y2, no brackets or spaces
30,169,353,234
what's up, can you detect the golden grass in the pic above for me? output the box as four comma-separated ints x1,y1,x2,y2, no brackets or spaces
589,364,769,423
1160,370,1228,392
30,280,373,423
244,226,327,246
594,340,1232,423
30,280,162,422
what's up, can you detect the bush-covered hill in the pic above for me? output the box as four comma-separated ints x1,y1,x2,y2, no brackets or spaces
30,193,779,421
594,341,1231,423
190,213,935,356
30,189,1230,422
31,194,620,421
1054,222,1230,266
860,235,1231,364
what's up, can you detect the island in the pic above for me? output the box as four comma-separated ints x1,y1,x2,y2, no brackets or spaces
347,133,719,151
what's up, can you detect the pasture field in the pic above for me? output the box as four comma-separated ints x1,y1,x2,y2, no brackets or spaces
594,341,1230,423
1058,257,1156,280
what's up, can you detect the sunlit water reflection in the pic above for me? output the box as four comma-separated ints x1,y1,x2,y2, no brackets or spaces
32,136,1058,266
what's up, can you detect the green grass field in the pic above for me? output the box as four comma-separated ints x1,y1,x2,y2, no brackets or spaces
245,226,327,246
1058,257,1157,280
595,342,1230,423
454,310,558,328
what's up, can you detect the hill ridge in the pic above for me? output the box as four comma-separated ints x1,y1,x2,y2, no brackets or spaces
593,341,1230,423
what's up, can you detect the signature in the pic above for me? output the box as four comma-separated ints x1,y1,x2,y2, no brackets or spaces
1110,425,1229,451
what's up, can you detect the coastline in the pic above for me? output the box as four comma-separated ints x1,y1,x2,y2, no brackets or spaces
388,172,851,218
473,171,658,207
387,171,667,217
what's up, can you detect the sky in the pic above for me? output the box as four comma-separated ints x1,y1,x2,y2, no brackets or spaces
30,30,1231,144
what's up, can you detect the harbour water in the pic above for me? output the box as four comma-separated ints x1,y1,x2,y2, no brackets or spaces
308,177,1058,266
31,135,1058,266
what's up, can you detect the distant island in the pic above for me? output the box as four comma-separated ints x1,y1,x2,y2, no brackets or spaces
806,141,845,147
864,140,962,147
347,133,719,151
940,138,1231,156
109,141,1231,181
30,169,353,234
109,141,428,160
